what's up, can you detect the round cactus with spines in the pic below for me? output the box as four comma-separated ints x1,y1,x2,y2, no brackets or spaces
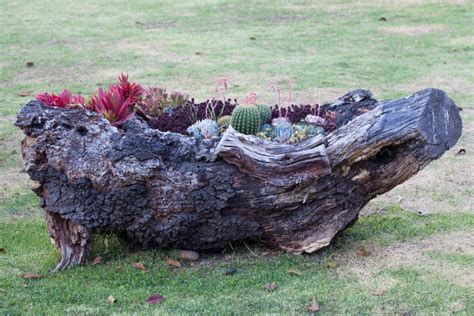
217,115,231,128
231,105,261,135
256,104,272,124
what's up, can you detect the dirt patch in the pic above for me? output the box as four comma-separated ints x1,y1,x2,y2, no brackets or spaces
382,25,447,36
335,231,474,288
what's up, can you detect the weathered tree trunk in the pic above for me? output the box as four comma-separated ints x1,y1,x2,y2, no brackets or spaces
15,88,462,271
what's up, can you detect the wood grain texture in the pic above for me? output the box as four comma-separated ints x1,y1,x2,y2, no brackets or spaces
15,88,462,271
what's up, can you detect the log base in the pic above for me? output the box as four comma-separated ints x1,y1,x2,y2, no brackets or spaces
46,213,91,271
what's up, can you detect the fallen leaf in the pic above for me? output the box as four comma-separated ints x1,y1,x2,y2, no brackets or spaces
107,295,116,304
326,260,337,268
224,267,237,276
179,250,199,261
308,296,320,312
91,256,104,265
287,268,303,276
147,294,165,305
20,273,43,279
356,247,372,257
132,262,148,271
16,91,33,97
455,149,466,156
26,62,34,68
165,258,182,269
372,288,385,296
263,282,277,292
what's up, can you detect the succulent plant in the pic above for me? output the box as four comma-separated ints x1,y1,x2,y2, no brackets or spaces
289,128,307,144
231,104,261,135
137,87,188,120
305,114,327,127
271,117,290,127
256,104,272,124
271,104,313,124
217,115,231,128
187,119,219,140
198,119,220,139
36,89,85,108
88,74,143,126
256,123,274,140
294,123,324,136
273,121,293,143
260,123,273,132
186,124,203,140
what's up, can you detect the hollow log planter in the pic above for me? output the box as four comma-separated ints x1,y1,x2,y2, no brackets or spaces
15,88,462,271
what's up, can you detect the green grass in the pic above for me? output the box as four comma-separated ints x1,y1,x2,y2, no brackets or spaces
1,0,473,314
1,208,473,314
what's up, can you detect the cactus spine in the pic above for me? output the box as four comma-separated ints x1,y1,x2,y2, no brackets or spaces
231,105,261,135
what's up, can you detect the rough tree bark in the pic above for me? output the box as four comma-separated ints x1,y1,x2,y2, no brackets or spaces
15,88,462,271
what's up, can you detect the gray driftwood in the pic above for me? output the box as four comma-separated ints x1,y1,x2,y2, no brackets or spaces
15,88,462,271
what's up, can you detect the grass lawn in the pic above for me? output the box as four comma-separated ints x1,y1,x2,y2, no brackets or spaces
1,0,473,314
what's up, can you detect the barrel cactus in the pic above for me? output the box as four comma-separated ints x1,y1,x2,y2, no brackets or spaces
231,105,261,135
217,115,231,128
256,104,272,124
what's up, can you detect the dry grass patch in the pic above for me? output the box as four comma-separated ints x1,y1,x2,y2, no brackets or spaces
381,24,447,36
360,0,466,7
114,39,191,62
336,230,474,288
450,35,474,46
393,75,474,100
13,60,94,89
